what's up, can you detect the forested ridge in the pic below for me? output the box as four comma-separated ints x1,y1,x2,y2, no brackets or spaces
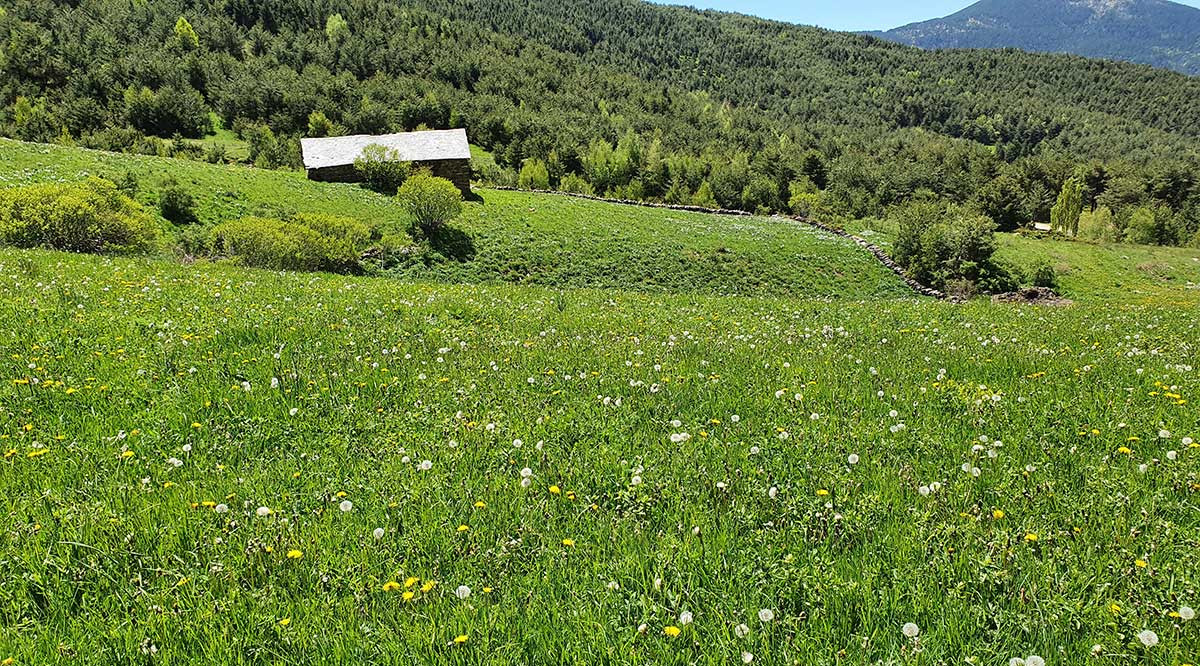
2,0,1199,247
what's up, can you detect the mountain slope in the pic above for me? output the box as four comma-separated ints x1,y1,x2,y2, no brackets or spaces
873,0,1200,75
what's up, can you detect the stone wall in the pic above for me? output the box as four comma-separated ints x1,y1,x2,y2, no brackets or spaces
307,158,472,197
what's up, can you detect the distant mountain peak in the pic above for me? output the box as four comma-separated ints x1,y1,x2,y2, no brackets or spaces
872,0,1200,75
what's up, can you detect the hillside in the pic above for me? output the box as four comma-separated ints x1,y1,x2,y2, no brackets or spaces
2,0,1199,242
0,139,916,299
873,0,1200,75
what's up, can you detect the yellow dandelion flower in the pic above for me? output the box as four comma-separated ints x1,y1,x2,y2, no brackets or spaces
453,635,469,645
27,448,49,459
562,538,576,547
992,510,1005,519
816,489,830,497
382,581,401,592
420,580,436,593
176,577,189,587
474,501,486,509
549,485,562,495
191,422,202,429
1117,446,1133,455
278,618,290,626
286,549,303,560
457,524,469,533
1024,533,1038,542
402,591,415,602
1135,559,1148,568
404,576,419,588
120,450,135,459
664,626,681,637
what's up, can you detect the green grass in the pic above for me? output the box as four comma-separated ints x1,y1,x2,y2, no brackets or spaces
0,139,913,299
0,248,1197,664
994,235,1200,305
850,220,1200,305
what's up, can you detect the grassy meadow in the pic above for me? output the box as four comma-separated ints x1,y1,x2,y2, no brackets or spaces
1,248,1197,665
0,140,912,299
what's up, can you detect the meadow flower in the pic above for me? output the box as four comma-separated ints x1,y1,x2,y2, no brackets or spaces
286,549,303,560
901,622,919,639
1177,606,1195,620
215,504,229,514
455,585,471,599
256,506,272,517
741,652,754,663
382,581,401,592
417,460,433,471
1167,450,1178,461
663,626,681,637
848,454,859,465
631,475,642,486
373,527,385,539
289,408,299,416
730,414,740,423
339,500,353,512
453,635,468,644
637,623,648,634
768,486,778,499
562,538,575,547
1008,659,1025,666
758,609,775,623
735,623,750,637
1137,629,1158,647
1025,657,1045,666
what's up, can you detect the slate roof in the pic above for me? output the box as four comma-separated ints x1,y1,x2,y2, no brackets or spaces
300,129,470,170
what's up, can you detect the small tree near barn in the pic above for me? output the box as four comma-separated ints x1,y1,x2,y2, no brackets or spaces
396,171,463,236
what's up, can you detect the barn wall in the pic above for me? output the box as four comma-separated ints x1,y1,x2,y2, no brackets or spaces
306,159,472,196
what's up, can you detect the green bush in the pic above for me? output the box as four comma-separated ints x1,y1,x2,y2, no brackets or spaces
892,199,1016,294
354,144,411,195
211,214,371,273
518,159,551,191
1030,261,1059,289
558,173,594,196
0,178,161,254
396,170,463,236
158,177,199,225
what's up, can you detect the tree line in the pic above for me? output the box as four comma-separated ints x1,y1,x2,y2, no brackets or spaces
1,0,1198,248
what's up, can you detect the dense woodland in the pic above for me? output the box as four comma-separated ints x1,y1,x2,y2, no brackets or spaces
2,0,1200,248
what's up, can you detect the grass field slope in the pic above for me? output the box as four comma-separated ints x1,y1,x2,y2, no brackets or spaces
0,248,1197,664
0,140,913,300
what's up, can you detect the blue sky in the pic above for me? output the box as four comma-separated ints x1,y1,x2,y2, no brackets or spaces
648,0,1200,32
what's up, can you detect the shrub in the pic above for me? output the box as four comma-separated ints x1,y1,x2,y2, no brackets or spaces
1078,207,1119,242
0,178,160,254
891,199,1015,293
518,159,550,191
559,173,594,196
354,144,412,195
211,214,371,273
1030,262,1059,289
396,170,463,236
158,177,199,225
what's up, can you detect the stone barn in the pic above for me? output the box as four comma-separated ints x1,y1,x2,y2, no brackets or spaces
300,128,472,196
